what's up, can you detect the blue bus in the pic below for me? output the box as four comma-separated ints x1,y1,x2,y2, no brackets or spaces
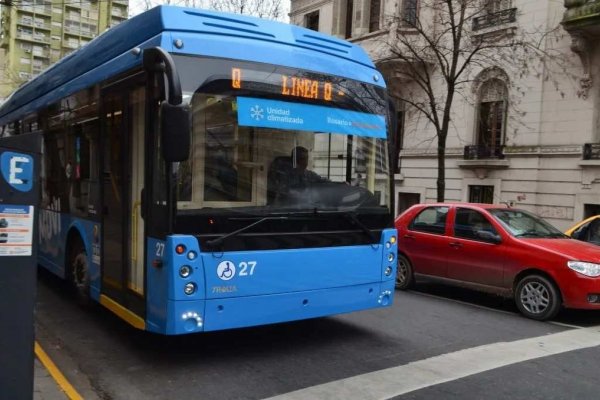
0,6,397,334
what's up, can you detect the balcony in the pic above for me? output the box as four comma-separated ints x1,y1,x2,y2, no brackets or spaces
562,1,600,99
472,8,517,31
33,6,52,15
464,144,505,160
32,50,49,58
562,0,600,33
34,22,51,31
64,26,81,35
583,143,600,160
63,42,79,49
457,145,509,174
18,19,34,27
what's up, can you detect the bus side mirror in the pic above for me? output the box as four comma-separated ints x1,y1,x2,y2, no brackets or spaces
161,102,191,162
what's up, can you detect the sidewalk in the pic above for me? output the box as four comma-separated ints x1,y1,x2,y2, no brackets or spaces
33,358,68,400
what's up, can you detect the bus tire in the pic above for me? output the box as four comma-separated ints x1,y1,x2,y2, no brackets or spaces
68,237,90,305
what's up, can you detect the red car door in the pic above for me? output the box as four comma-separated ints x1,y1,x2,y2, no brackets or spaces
446,207,506,288
401,205,451,278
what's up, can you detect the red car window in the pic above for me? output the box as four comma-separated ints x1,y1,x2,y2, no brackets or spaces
454,208,498,241
409,206,449,235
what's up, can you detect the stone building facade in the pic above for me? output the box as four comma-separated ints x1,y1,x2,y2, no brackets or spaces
290,0,600,230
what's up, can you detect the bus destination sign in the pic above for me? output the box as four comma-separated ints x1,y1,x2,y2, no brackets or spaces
231,67,344,102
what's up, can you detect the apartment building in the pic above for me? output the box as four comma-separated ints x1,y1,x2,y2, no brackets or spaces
0,0,128,100
290,0,600,230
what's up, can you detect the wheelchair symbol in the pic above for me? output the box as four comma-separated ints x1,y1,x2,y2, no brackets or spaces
217,261,236,281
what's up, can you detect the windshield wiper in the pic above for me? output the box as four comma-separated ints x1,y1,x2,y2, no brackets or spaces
205,216,289,248
515,230,546,238
341,211,377,243
548,232,570,238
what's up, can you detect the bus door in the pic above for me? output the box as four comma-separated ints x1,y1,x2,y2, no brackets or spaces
100,78,146,320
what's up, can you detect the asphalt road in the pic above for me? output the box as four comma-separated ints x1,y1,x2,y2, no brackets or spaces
35,270,600,400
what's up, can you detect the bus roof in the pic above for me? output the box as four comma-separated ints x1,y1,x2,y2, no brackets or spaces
0,6,384,125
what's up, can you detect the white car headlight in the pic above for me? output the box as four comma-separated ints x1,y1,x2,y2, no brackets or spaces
567,261,600,277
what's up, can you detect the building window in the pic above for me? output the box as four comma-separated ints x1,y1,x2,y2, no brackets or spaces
345,0,354,38
397,192,420,215
305,10,320,31
473,0,516,31
369,0,381,32
469,185,494,204
402,0,419,26
485,0,513,14
476,79,507,154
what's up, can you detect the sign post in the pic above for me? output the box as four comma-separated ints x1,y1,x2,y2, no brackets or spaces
0,133,41,400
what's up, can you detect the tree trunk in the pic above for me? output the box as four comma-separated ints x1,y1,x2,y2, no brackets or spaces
436,133,447,202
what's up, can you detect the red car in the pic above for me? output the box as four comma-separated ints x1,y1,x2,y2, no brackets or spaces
395,203,600,320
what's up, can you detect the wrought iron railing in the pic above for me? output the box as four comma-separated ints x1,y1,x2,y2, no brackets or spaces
463,145,505,160
472,8,517,31
583,143,600,160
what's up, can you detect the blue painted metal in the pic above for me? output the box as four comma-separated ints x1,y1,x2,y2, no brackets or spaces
37,214,100,300
144,228,396,335
204,283,382,331
147,235,207,334
146,237,168,333
0,6,384,125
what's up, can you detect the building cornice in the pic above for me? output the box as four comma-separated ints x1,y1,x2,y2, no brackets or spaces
288,0,333,17
401,145,583,158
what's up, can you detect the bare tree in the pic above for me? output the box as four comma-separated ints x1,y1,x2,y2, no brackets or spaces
207,0,283,20
381,0,573,201
135,0,284,20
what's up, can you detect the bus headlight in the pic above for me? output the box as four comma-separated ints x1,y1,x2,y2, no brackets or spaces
384,266,393,276
388,253,395,262
187,251,197,260
184,282,197,295
179,265,192,278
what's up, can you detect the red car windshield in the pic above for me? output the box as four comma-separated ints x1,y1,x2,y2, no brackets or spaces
488,209,567,238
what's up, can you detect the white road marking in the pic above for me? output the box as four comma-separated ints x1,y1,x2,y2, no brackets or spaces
409,291,585,329
409,290,516,316
546,320,586,329
263,325,600,400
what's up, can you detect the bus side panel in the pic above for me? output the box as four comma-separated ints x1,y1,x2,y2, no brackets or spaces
68,218,101,302
147,236,207,334
146,237,168,333
38,213,101,300
39,209,68,277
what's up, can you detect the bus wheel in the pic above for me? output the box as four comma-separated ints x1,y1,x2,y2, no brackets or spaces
69,239,90,305
396,254,414,290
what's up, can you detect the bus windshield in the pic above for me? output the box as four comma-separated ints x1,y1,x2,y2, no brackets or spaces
172,56,391,217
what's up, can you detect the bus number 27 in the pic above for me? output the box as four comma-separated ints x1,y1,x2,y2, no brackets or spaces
239,261,257,276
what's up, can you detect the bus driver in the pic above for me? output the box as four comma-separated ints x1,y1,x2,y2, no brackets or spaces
288,146,328,189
